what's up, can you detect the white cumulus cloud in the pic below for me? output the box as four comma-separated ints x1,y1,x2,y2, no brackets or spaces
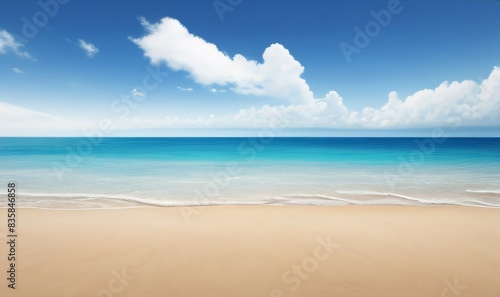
232,67,500,128
78,39,99,58
130,17,500,130
0,30,32,59
131,17,313,103
353,67,500,128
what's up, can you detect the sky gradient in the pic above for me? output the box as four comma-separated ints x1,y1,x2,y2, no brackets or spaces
1,0,500,136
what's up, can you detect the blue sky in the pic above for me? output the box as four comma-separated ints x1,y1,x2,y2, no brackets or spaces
1,0,500,136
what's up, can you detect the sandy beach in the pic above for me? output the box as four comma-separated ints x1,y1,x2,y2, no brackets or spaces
1,205,499,297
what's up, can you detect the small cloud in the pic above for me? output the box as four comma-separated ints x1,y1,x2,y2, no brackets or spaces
209,88,226,93
131,88,144,97
12,67,23,74
78,39,99,58
0,30,32,59
177,86,193,91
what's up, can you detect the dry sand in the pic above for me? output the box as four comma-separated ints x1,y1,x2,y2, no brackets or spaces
1,205,499,297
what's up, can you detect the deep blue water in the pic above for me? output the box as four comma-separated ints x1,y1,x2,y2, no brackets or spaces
1,137,499,208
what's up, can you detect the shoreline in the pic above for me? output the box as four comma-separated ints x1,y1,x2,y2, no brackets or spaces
1,201,500,210
2,191,500,210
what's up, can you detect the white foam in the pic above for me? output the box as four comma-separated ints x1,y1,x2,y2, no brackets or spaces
466,189,500,195
1,190,499,209
4,192,247,208
21,192,140,199
335,190,471,206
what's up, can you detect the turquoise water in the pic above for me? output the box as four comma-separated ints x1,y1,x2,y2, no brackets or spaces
0,137,499,208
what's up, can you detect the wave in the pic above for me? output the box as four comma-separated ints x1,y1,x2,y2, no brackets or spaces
268,195,358,206
466,189,500,195
20,192,140,199
336,190,418,199
278,193,443,206
335,190,500,208
1,190,498,209
335,190,449,205
17,192,227,208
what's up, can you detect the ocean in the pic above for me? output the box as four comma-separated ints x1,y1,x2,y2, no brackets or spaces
1,137,499,209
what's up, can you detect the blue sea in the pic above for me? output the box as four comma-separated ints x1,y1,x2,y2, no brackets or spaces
1,137,499,209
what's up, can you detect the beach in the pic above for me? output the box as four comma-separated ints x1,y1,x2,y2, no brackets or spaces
1,205,499,297
2,0,500,295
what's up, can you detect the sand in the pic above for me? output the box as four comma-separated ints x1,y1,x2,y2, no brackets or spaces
1,205,499,297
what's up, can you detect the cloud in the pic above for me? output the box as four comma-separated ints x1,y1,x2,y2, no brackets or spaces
0,102,56,119
352,67,500,128
78,39,99,58
12,67,23,74
116,114,219,130
209,88,226,93
131,17,313,103
233,91,350,128
3,72,499,136
177,86,194,91
118,67,500,130
130,17,500,130
0,101,80,135
0,30,32,59
231,67,500,128
131,88,144,97
5,67,498,135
